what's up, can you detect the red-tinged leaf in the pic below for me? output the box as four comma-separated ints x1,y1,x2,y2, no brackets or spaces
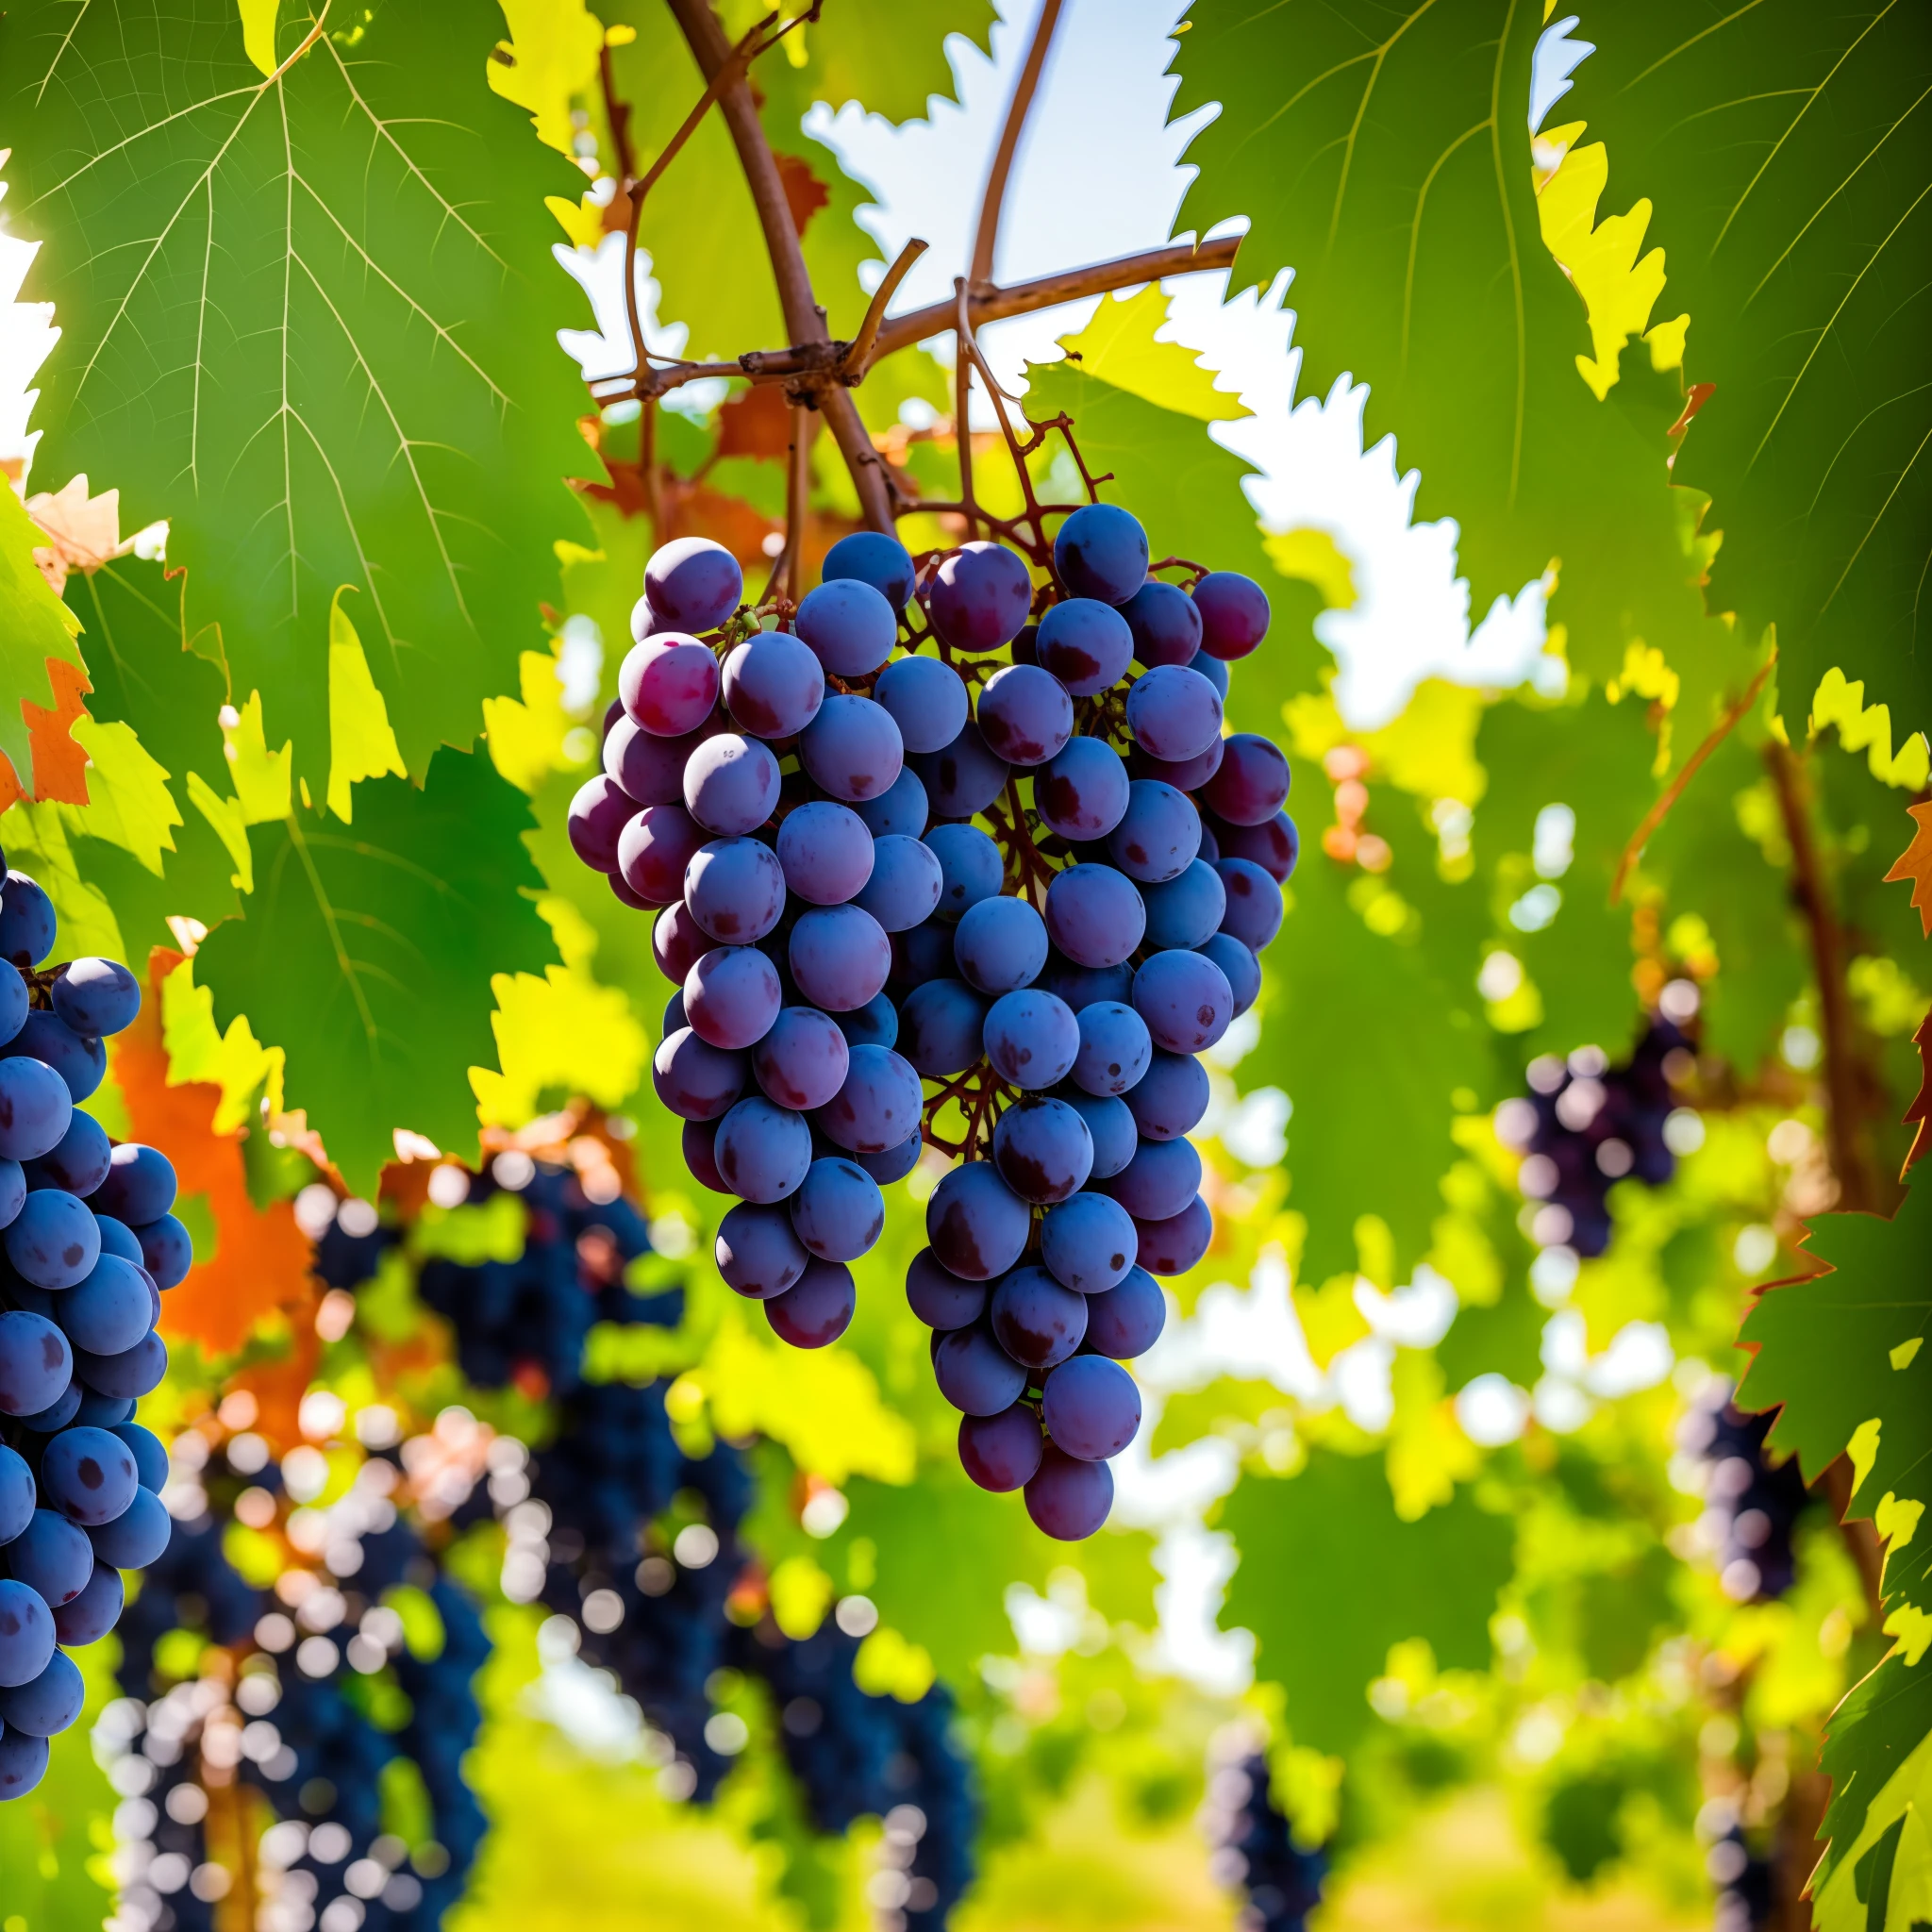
1882,801,1932,940
0,656,94,810
715,383,793,462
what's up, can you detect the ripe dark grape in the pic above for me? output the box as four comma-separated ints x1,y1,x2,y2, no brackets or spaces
684,945,782,1050
983,987,1080,1090
1108,779,1201,883
1134,1192,1213,1276
823,529,916,611
717,1202,808,1299
1129,733,1224,793
1126,663,1223,762
0,1058,71,1163
754,1006,850,1109
1121,578,1203,665
874,655,969,753
6,1508,92,1605
801,693,905,803
1212,808,1300,883
977,663,1074,766
933,1323,1028,1414
1056,1089,1138,1178
955,895,1049,993
1041,957,1136,1012
74,1329,169,1402
1134,947,1234,1053
1083,1266,1166,1358
1215,857,1286,950
0,1579,54,1689
0,1450,30,1543
790,1158,886,1262
1054,503,1148,604
1106,1136,1203,1221
959,1404,1045,1491
0,874,56,970
797,576,898,675
1024,1443,1113,1540
926,1161,1031,1280
927,541,1033,650
927,824,1004,920
853,833,943,930
684,733,781,835
991,1095,1094,1204
0,1649,83,1735
1201,931,1261,1018
1193,571,1271,659
653,900,711,981
818,1044,924,1153
765,1258,857,1347
1042,1354,1141,1458
652,1027,748,1122
1035,736,1129,841
857,1132,922,1185
723,629,824,737
991,1264,1089,1368
618,802,707,906
686,836,788,943
1202,732,1291,824
1044,863,1145,969
713,1097,813,1202
0,1311,71,1416
133,1217,192,1291
50,958,141,1037
1071,1000,1154,1095
94,1142,176,1224
1142,858,1227,950
1036,597,1132,694
777,798,875,904
853,765,930,838
1040,1191,1139,1292
907,1249,988,1329
644,536,742,631
8,1187,100,1288
26,1109,112,1195
901,979,992,1075
913,719,1012,817
55,1255,153,1355
621,635,721,737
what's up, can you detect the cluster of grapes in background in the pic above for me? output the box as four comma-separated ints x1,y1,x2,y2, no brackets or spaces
567,508,1295,1540
1674,1379,1811,1605
1200,1733,1326,1932
0,864,183,1799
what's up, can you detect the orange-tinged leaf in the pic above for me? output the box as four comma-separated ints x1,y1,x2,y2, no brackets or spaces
25,473,129,595
1904,1010,1932,1181
0,656,94,810
1883,801,1932,939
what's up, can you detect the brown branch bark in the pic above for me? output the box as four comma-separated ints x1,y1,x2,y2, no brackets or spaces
844,239,929,381
969,0,1066,288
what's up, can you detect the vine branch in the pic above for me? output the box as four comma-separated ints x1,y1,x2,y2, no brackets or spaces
969,0,1066,288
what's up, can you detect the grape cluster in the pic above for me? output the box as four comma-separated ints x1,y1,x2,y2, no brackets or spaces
1202,1750,1327,1932
1496,1014,1694,1257
566,520,1295,1539
0,865,182,1797
1676,1380,1810,1603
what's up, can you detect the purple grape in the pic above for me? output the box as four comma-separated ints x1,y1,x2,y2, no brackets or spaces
777,800,874,905
836,991,899,1052
823,530,916,611
1133,948,1233,1053
112,1421,166,1493
853,767,929,839
1105,1136,1202,1222
1128,735,1224,792
25,1112,110,1198
927,541,1033,651
685,837,788,944
0,1160,21,1231
1121,578,1202,666
1043,864,1145,970
926,824,1004,921
652,1027,748,1122
618,804,707,906
1024,1443,1113,1539
1201,734,1291,825
74,1330,167,1401
1124,1050,1210,1141
38,1424,137,1527
54,1255,152,1356
684,946,782,1051
1125,663,1223,763
133,1216,191,1291
854,835,944,932
653,902,710,982
6,1508,92,1605
621,636,720,737
1200,932,1260,1018
76,1392,134,1428
984,988,1080,1090
1211,810,1299,884
0,874,56,970
1055,1089,1138,1179
1216,858,1286,951
1035,599,1132,696
976,664,1073,767
900,980,991,1075
605,715,711,808
874,656,969,754
683,734,780,836
907,1249,987,1329
858,1133,923,1185
0,1448,29,1544
893,921,958,989
797,577,898,676
722,630,824,738
991,1264,1089,1369
1141,859,1227,952
959,1405,1044,1491
927,1161,1031,1280
1108,780,1201,883
1193,651,1230,699
1035,737,1130,841
765,1259,857,1348
801,693,905,803
0,1579,55,1690
0,1059,72,1164
1073,1001,1152,1097
1193,573,1269,658
1041,958,1135,1012
789,905,892,1011
954,896,1048,993
913,721,1011,818
716,1202,808,1299
1040,1191,1139,1293
714,1097,813,1203
1084,1266,1166,1359
685,1118,727,1191
991,1096,1094,1205
1054,504,1147,605
7,1190,99,1290
818,1044,924,1154
50,959,140,1039
754,1007,850,1110
0,969,24,1050
645,537,742,632
789,1157,885,1262
17,1386,78,1433
1042,1354,1141,1458
52,1562,124,1647
933,1323,1028,1414
1136,1194,1213,1276
85,1484,172,1568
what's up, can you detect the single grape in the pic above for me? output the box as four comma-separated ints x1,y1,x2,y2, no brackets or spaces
651,1027,748,1122
0,1580,55,1690
5,1508,92,1605
1134,1193,1213,1276
789,1158,886,1262
51,1561,123,1647
1193,572,1270,659
892,921,958,989
617,803,707,907
1125,663,1223,763
112,1422,168,1493
1192,651,1230,698
983,988,1080,1090
0,1447,30,1543
991,1265,1088,1369
927,541,1033,651
753,1007,850,1111
765,1259,856,1348
7,1190,100,1291
50,959,141,1039
800,694,904,803
1210,809,1299,884
38,1424,138,1527
1054,1089,1138,1179
1024,1443,1112,1539
605,714,714,808
132,1218,190,1292
926,824,1004,922
683,734,781,837
991,1096,1094,1205
874,656,969,754
1104,1136,1202,1223
958,1405,1044,1492
0,1160,21,1233
644,537,742,632
25,1111,112,1198
0,874,56,970
976,664,1073,768
1072,1001,1152,1097
1141,859,1227,951
0,968,24,1050
96,1141,177,1224
620,636,720,737
1199,932,1260,1019
684,837,788,944
75,1392,133,1428
684,946,782,1051
776,799,874,905
722,630,824,739
1120,578,1202,666
1010,622,1039,664
1035,737,1129,841
0,1059,72,1164
1200,734,1291,825
796,577,898,677
854,835,944,932
1133,948,1233,1054
932,1324,1027,1415
1108,779,1201,883
906,1249,988,1329
0,1728,48,1799
1043,864,1145,970
899,979,991,1076
1041,1354,1141,1458
684,1118,726,1191
1124,1050,1210,1141
713,1097,813,1204
1035,599,1133,696
17,1386,78,1434
1216,857,1286,951
835,991,899,1052
1040,957,1135,1012
789,905,892,1011
53,1255,152,1356
818,1044,924,1155
954,896,1048,994
73,1330,167,1401
853,767,929,839
716,1202,808,1300
1054,504,1147,605
85,1485,171,1568
1,1013,105,1105
1083,1266,1166,1359
653,901,711,982
823,530,916,611
912,720,1011,818
1040,1191,1138,1294
1128,735,1224,792
926,1161,1031,1281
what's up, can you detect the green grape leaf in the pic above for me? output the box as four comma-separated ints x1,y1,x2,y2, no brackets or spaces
757,0,995,123
1167,3,1741,720
1220,1451,1515,1756
193,749,558,1191
1,0,595,788
1576,3,1932,734
0,483,88,786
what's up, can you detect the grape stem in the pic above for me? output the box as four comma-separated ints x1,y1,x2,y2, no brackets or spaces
761,401,815,605
969,0,1067,289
